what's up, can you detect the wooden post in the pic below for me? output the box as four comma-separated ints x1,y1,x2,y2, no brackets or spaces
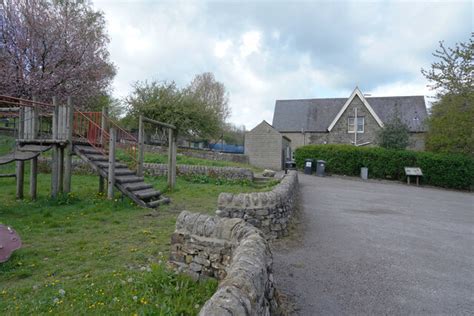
29,96,39,199
167,128,172,188
51,97,59,198
58,147,64,193
57,103,67,193
99,107,107,193
16,161,24,199
139,116,177,189
167,128,176,189
63,97,74,193
100,107,107,147
137,115,144,177
31,96,38,139
18,106,24,139
24,106,30,139
172,130,177,188
30,157,37,200
58,104,65,140
107,128,116,199
34,105,39,137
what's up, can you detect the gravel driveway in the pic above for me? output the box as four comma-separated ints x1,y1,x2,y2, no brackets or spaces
273,174,474,315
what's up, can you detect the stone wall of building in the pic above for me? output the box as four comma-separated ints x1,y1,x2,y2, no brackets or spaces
327,95,382,145
281,132,328,158
169,211,277,316
144,144,249,164
216,170,298,240
280,132,305,150
144,163,253,181
283,130,426,151
245,121,285,170
281,96,385,151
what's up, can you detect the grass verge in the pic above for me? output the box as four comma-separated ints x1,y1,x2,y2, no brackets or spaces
0,142,273,314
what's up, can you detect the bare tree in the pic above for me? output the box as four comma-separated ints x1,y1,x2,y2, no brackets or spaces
0,0,116,107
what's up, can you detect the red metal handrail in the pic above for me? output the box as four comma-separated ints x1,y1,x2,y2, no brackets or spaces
73,111,109,155
106,115,138,142
72,110,138,166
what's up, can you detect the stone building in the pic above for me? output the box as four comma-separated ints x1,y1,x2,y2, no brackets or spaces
245,120,291,170
272,87,428,153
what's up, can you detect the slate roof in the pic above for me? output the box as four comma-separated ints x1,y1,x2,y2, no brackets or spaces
272,95,428,133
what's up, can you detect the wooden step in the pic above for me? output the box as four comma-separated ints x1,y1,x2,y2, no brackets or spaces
73,142,170,209
95,161,128,169
86,154,108,162
123,182,153,192
147,197,171,208
116,175,144,184
134,188,161,200
75,145,101,154
114,169,135,176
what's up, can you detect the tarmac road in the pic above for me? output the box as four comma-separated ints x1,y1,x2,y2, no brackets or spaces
273,174,474,315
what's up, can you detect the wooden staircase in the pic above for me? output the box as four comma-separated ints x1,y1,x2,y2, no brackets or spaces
73,144,170,208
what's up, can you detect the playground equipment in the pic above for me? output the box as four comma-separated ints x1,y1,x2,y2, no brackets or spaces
0,95,175,208
137,115,177,188
0,224,22,263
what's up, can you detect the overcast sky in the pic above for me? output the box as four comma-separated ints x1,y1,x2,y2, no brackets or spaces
93,0,472,130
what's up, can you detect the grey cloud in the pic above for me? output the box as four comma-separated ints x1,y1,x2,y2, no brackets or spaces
207,0,471,90
94,0,471,128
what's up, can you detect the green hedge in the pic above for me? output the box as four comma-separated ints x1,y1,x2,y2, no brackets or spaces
295,145,474,190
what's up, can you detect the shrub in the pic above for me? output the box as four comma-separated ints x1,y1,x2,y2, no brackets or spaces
376,115,410,150
295,144,474,190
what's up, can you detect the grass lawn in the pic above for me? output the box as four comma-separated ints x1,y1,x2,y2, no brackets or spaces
0,136,273,315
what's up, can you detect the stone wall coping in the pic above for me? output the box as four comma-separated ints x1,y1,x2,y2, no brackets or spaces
174,211,273,316
144,162,252,173
217,170,298,211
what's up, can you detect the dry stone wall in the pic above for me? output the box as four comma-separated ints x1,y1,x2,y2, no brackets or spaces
216,171,298,239
144,144,249,164
144,163,253,181
38,157,95,175
169,211,277,316
38,158,253,180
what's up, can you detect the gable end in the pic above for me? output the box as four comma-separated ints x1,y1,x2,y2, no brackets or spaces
327,88,384,131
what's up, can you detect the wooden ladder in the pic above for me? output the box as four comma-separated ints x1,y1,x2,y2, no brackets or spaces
73,144,170,208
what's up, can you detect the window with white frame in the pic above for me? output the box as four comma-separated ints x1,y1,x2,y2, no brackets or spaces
348,116,364,133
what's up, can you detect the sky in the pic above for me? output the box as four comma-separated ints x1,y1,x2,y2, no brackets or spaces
93,0,472,130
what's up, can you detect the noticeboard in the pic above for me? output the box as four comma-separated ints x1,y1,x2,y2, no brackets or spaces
404,167,423,176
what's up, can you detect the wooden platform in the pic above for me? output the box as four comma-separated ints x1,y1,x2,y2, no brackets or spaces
0,151,40,165
18,144,52,152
